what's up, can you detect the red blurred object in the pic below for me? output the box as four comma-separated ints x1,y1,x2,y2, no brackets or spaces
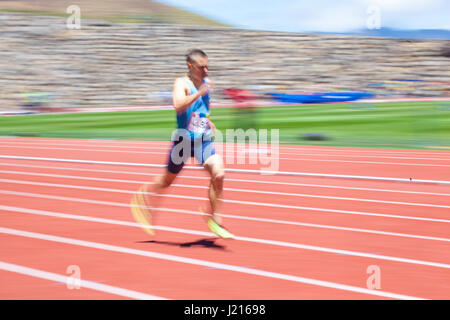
223,88,257,103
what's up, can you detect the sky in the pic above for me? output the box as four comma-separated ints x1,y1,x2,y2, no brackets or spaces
156,0,450,33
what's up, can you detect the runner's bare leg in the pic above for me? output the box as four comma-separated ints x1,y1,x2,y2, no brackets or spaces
146,171,178,223
203,154,225,225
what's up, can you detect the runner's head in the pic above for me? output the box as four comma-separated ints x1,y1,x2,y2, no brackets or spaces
186,49,208,79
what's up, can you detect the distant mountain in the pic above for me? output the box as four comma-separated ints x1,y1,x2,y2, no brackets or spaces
316,27,450,40
0,0,229,26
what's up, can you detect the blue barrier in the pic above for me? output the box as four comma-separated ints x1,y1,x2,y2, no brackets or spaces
269,91,375,103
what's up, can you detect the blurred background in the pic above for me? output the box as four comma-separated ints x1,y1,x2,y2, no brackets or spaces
2,1,450,303
0,0,449,148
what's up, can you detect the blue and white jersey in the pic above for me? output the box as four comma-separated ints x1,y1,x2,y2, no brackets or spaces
175,77,211,140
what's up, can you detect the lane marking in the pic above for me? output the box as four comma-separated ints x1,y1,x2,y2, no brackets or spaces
3,141,450,161
0,227,427,300
1,144,450,167
3,136,450,156
1,161,449,197
1,155,449,185
156,207,450,243
1,189,449,225
0,261,167,300
1,205,450,269
1,172,449,209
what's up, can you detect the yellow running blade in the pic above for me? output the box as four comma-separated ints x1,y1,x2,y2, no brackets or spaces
130,186,154,236
207,218,234,239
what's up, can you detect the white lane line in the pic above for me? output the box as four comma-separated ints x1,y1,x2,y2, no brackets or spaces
224,187,450,209
3,141,450,161
155,207,450,243
1,188,449,225
1,171,449,209
278,158,450,167
3,201,450,248
0,261,167,300
3,136,450,156
0,202,450,269
1,161,449,197
281,153,450,162
2,206,450,270
1,144,449,167
3,138,450,158
0,226,427,300
0,171,152,185
0,144,165,155
278,148,450,156
1,155,450,185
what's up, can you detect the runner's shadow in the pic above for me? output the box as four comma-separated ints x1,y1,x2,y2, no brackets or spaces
136,237,227,251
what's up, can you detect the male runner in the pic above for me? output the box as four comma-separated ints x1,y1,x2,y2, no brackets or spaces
131,49,233,239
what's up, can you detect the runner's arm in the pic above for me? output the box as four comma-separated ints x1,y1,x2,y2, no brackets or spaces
172,78,209,112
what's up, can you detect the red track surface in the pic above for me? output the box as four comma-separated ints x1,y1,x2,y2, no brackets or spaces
0,137,449,300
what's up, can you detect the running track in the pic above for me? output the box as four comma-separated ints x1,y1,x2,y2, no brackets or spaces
0,137,449,300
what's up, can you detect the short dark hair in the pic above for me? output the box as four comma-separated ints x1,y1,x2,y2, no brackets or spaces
186,49,207,62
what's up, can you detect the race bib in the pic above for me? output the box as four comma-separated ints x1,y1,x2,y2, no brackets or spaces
187,112,210,133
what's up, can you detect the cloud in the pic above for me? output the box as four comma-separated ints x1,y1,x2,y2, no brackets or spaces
293,2,367,32
367,0,444,12
364,0,450,29
156,0,450,32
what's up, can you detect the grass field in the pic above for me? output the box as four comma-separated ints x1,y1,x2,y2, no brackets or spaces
1,101,450,150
